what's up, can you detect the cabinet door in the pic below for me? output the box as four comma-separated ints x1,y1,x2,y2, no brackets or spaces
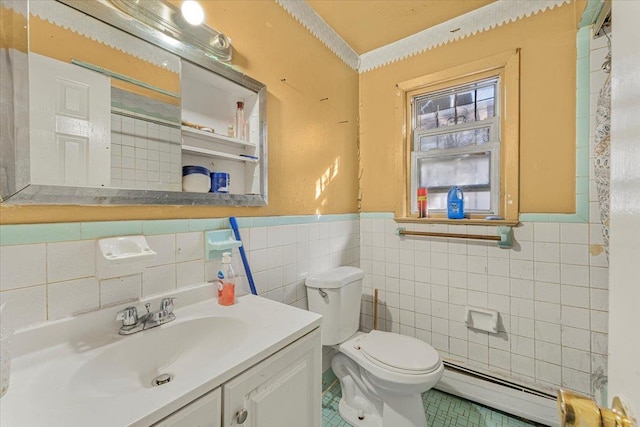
29,53,111,187
153,387,221,427
223,329,321,427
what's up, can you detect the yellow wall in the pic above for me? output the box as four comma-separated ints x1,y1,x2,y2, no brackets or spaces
29,16,180,105
2,1,585,223
0,5,27,52
359,2,581,214
0,1,360,224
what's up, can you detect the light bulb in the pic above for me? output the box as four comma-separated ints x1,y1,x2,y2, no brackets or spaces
181,1,204,26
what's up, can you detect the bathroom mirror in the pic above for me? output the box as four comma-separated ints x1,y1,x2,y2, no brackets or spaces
0,0,267,206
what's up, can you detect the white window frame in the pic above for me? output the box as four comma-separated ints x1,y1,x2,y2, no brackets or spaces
410,78,501,215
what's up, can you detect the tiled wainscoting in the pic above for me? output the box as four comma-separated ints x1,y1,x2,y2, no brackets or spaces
358,216,608,398
350,28,611,401
0,215,360,337
0,211,608,399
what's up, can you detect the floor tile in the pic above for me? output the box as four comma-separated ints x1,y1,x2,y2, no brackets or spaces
321,379,539,427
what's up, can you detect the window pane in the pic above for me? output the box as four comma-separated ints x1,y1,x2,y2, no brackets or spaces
415,79,497,131
476,98,494,121
437,105,458,127
476,85,495,101
427,190,491,211
419,127,490,151
418,152,491,188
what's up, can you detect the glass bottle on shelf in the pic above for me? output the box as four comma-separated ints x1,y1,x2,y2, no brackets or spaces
235,101,245,140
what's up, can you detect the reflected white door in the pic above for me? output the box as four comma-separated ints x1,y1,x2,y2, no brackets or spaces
608,0,640,413
29,53,110,187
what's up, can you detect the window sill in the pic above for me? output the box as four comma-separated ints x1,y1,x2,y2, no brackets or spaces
394,216,520,227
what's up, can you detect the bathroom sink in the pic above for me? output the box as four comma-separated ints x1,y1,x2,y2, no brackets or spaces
1,293,322,427
70,316,248,396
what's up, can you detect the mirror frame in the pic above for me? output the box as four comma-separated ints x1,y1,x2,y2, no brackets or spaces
2,0,267,206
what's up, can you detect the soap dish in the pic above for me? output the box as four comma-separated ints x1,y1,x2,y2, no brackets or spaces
98,236,156,264
205,229,242,260
96,236,156,279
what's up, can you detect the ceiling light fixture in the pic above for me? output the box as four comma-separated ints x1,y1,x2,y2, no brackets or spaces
181,0,204,26
107,0,232,62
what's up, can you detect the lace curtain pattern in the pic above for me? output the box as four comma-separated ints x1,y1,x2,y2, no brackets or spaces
594,74,611,261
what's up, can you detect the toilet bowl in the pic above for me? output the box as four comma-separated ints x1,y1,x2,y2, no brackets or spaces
333,331,444,427
305,267,444,427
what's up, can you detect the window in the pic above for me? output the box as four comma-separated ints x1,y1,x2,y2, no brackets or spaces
396,50,520,222
410,78,500,214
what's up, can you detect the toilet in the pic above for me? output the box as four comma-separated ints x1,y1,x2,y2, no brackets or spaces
306,266,444,427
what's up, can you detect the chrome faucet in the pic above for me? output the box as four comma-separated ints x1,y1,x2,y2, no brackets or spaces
115,297,176,335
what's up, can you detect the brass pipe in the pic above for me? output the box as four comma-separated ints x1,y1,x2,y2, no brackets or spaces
397,229,501,242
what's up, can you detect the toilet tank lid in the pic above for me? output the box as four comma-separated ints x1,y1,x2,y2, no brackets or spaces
305,266,364,289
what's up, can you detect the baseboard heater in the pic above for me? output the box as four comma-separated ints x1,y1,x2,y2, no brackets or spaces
436,361,559,427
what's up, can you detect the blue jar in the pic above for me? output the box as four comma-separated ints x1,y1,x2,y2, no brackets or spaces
210,172,230,193
447,186,465,219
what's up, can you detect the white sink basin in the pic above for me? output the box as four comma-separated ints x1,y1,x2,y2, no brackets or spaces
1,290,322,427
71,316,248,396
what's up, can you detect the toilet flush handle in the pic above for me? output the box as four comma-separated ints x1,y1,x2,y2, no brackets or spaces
318,288,328,298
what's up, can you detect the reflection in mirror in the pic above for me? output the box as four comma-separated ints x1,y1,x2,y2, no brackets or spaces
1,0,267,206
28,0,182,191
0,0,29,198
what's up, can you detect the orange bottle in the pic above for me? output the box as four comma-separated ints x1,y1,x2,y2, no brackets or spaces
217,252,236,306
418,187,428,218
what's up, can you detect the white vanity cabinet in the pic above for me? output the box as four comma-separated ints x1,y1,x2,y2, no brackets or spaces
153,328,321,427
0,294,322,427
154,388,221,427
223,329,321,427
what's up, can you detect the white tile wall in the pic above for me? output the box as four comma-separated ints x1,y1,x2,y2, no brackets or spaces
0,244,47,291
47,241,95,283
357,36,612,395
100,274,142,307
359,217,608,397
0,29,612,399
48,277,100,321
110,115,182,191
0,219,360,367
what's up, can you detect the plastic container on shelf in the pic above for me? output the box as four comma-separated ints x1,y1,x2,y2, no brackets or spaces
417,187,428,218
235,101,246,141
447,186,465,219
182,165,211,193
217,252,236,306
210,172,230,193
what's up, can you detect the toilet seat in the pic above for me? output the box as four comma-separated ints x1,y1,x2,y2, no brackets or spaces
359,330,440,375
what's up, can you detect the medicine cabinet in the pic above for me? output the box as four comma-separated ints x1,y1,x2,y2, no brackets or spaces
0,0,267,206
181,61,263,197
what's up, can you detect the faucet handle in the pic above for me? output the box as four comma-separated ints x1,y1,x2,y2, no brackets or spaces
160,297,176,314
115,306,138,326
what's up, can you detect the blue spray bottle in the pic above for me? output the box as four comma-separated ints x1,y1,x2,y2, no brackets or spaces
447,186,465,219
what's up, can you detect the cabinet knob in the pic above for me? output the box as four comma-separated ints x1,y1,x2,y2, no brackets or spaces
236,408,248,424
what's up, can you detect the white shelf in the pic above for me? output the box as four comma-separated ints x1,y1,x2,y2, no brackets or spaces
182,144,259,163
181,125,256,148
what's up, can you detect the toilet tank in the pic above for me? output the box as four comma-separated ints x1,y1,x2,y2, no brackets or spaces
305,266,364,346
